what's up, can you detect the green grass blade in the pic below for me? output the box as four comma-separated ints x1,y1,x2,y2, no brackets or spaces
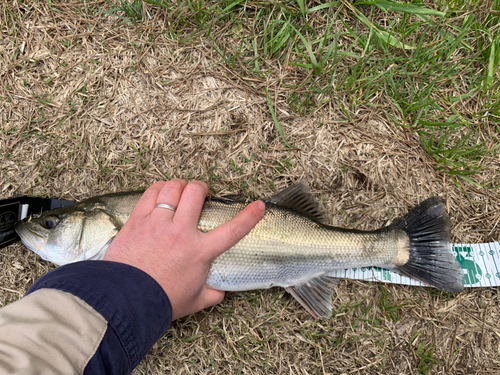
486,36,499,88
457,175,484,187
348,2,414,50
293,27,323,74
307,2,339,13
264,87,291,148
216,0,246,13
376,29,415,50
143,0,169,10
355,0,445,17
296,0,306,16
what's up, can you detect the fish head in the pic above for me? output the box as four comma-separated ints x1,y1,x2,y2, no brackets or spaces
15,202,119,266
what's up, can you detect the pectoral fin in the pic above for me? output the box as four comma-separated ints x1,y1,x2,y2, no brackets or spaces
285,275,339,319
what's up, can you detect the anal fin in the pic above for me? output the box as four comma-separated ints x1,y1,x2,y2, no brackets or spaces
285,275,339,319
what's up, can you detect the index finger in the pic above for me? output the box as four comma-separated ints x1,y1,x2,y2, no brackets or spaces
202,200,265,260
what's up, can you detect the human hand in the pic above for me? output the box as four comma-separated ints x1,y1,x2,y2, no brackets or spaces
103,180,265,321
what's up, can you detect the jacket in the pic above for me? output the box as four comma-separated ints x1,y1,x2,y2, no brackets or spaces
0,261,172,374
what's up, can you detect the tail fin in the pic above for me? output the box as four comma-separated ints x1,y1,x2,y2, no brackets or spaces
391,197,464,292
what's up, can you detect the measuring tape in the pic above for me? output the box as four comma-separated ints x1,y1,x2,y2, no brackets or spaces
335,243,500,288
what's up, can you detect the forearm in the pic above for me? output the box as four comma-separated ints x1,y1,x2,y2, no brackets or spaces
0,261,172,375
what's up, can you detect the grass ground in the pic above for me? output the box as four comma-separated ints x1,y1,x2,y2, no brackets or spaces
1,0,499,373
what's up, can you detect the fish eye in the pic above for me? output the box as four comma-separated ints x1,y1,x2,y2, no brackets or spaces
42,216,60,229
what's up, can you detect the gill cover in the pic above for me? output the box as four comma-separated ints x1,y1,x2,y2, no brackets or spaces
77,208,120,262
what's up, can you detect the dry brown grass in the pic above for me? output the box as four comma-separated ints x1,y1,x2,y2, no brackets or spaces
1,1,499,374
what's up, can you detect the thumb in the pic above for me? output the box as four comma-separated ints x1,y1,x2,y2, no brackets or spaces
203,200,265,259
201,287,226,308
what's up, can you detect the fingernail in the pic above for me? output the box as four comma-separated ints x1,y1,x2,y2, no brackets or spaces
256,200,265,212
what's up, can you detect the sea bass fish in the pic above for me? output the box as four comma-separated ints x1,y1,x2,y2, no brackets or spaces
15,183,463,318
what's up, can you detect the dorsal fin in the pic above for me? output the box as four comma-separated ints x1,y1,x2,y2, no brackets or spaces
285,275,339,319
265,182,330,224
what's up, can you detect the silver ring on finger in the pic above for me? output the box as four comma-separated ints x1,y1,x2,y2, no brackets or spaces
156,203,177,212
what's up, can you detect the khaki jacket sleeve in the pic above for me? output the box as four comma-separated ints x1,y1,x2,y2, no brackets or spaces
0,261,172,375
0,289,108,375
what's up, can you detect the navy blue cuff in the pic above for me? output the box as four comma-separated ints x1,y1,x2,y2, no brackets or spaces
27,261,172,372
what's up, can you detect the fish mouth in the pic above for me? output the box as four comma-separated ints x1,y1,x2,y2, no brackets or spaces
15,221,48,255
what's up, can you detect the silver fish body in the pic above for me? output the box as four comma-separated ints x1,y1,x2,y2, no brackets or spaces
15,183,464,318
201,200,407,291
